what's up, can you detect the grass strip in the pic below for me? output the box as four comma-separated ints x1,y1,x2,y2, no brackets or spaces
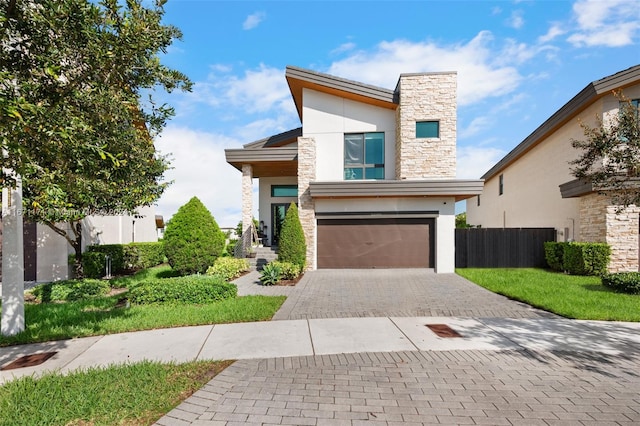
0,295,286,347
0,360,232,426
457,268,640,321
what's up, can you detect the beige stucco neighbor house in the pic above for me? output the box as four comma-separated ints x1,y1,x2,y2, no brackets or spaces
467,64,640,272
225,66,483,273
0,206,160,283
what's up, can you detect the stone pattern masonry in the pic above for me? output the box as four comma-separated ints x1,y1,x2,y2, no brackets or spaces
395,72,457,180
580,192,639,272
241,164,253,235
297,137,317,271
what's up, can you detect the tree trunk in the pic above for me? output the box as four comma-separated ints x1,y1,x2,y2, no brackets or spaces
72,222,84,279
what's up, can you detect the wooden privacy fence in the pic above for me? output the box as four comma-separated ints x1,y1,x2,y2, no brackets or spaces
455,228,556,268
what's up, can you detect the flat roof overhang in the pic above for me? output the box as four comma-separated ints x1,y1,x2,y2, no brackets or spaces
560,177,640,199
225,147,298,177
309,179,484,202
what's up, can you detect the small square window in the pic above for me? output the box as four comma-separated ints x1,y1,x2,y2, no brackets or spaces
416,121,439,138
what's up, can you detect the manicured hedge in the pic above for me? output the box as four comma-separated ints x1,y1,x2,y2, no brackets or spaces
30,279,111,303
128,276,237,305
206,257,250,281
82,242,165,278
544,241,610,276
544,241,568,272
602,272,640,294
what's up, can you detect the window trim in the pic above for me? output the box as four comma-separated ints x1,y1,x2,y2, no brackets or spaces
415,120,440,138
271,185,298,198
343,132,385,180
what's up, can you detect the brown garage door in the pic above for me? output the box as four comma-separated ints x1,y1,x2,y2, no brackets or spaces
317,218,434,268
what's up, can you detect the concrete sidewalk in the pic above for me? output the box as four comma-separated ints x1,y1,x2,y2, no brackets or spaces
2,316,639,384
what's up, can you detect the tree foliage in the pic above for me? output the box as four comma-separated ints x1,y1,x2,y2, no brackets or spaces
570,92,640,208
0,0,192,276
163,197,225,276
277,203,306,269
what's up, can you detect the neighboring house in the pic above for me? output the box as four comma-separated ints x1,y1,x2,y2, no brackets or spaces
225,66,483,273
466,64,640,272
0,205,159,283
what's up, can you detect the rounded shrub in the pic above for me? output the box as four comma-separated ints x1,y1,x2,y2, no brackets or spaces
163,197,225,275
602,272,640,294
206,257,250,281
30,279,111,303
277,203,306,269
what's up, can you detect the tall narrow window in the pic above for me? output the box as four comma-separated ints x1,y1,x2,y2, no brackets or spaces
344,132,384,180
499,174,504,196
477,195,481,206
416,121,439,138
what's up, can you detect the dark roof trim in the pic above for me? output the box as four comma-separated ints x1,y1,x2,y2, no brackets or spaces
286,66,396,120
309,179,484,202
559,179,594,198
482,64,640,181
243,127,302,149
225,147,298,168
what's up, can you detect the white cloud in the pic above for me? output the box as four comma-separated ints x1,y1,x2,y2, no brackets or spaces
328,31,524,106
155,126,246,226
507,11,525,29
330,42,357,55
538,23,566,43
568,0,640,47
456,146,506,179
242,11,266,30
223,64,291,113
459,116,493,139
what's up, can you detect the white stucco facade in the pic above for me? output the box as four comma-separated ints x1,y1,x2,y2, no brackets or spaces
302,89,397,181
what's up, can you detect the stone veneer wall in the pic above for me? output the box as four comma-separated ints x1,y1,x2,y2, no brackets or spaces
297,137,316,270
395,72,457,180
241,164,253,233
579,193,639,272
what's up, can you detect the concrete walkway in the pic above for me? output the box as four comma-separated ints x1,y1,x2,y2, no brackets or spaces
1,269,640,425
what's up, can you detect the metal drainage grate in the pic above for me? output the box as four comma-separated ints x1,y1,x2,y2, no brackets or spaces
1,352,58,371
425,324,463,338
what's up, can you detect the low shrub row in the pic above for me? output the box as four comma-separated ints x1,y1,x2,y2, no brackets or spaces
81,242,165,278
30,279,111,303
206,257,250,281
128,276,237,305
544,241,611,276
259,261,302,285
602,272,640,294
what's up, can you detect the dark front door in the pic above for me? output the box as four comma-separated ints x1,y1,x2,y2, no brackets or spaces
0,220,38,281
317,218,435,268
271,203,290,246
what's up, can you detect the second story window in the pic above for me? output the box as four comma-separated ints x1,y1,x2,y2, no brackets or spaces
344,132,384,180
499,174,504,196
416,121,440,138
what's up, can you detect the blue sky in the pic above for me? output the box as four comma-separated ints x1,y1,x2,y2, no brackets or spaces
152,0,640,227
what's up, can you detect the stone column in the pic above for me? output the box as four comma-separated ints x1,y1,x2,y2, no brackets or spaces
2,178,25,336
297,137,316,270
395,72,457,179
241,164,253,234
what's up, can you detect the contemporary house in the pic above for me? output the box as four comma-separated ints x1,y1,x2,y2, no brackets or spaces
467,64,640,272
226,66,483,272
0,206,160,283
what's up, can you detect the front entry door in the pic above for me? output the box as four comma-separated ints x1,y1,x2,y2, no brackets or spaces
271,203,290,246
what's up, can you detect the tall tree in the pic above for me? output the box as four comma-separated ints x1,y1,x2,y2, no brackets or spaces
570,92,640,208
0,0,192,277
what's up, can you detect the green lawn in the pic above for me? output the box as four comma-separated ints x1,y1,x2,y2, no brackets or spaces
0,360,233,426
0,265,286,346
457,268,640,321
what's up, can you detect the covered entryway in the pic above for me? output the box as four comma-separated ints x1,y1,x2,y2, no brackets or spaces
317,217,434,268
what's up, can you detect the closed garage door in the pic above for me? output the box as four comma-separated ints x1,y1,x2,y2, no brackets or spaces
317,218,435,268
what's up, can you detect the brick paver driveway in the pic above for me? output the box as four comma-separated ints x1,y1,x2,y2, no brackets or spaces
272,269,554,320
157,270,640,426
